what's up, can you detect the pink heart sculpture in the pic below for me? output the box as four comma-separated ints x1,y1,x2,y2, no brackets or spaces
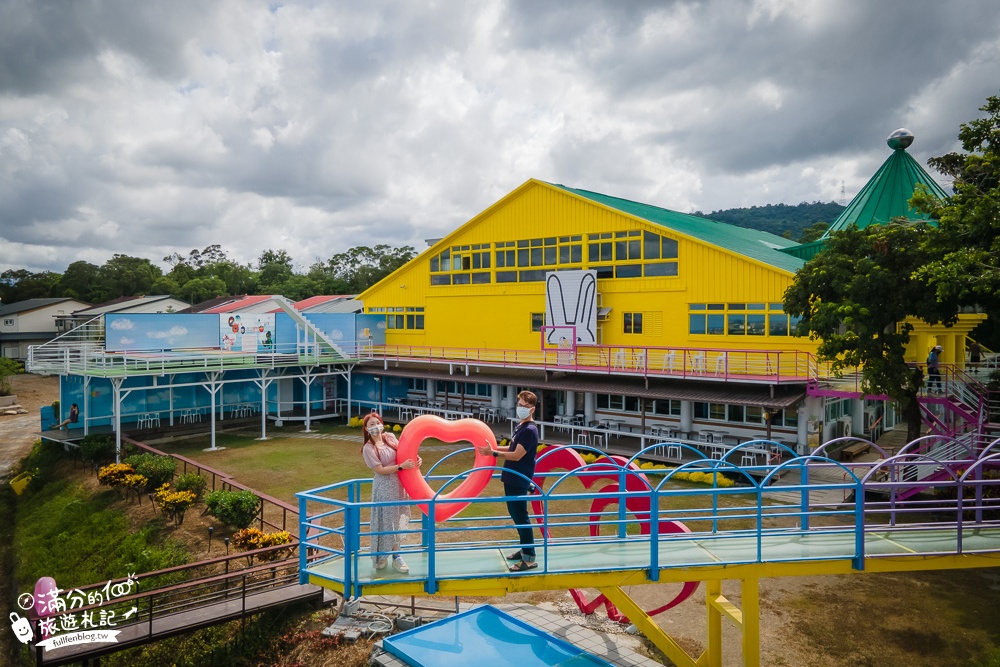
396,414,498,522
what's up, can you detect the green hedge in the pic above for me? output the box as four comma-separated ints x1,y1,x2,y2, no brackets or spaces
204,489,260,529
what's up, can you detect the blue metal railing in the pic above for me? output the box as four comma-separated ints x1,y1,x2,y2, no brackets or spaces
296,441,1000,597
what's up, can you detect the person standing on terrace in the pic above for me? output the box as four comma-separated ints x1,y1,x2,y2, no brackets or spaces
478,390,540,572
361,412,419,573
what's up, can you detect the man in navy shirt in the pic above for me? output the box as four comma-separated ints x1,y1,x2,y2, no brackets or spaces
478,390,540,571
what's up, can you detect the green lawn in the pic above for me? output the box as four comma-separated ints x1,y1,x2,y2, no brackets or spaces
152,425,500,506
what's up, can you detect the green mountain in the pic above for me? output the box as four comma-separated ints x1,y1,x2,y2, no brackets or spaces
694,202,845,241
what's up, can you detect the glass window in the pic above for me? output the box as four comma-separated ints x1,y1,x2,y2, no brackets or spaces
517,249,529,266
496,271,517,283
689,314,706,335
709,403,726,420
430,256,439,272
747,314,766,335
768,314,789,336
694,402,708,419
728,405,745,422
745,406,763,423
707,314,725,334
530,313,544,332
644,262,678,277
644,231,660,259
519,270,546,282
597,394,610,409
624,312,643,334
728,314,746,335
544,247,557,265
453,273,471,285
624,396,639,412
661,237,678,258
609,395,624,411
530,248,543,265
431,274,451,285
471,272,490,284
615,264,642,278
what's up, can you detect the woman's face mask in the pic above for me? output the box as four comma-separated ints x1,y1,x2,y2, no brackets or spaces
367,423,384,437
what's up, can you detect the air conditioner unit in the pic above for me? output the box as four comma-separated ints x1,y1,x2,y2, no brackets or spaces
838,416,853,437
864,407,879,431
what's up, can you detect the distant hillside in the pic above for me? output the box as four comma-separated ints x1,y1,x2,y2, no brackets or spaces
694,202,845,241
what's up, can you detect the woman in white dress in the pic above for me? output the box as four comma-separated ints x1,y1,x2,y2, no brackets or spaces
361,412,419,572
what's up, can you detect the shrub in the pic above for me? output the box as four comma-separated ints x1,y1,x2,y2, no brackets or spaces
80,434,116,464
123,453,176,490
153,483,196,526
98,463,136,487
175,473,207,500
97,463,148,501
231,527,293,563
204,489,261,529
0,357,23,395
392,424,402,433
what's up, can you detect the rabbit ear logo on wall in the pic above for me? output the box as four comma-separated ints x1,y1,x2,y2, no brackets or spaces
10,575,139,652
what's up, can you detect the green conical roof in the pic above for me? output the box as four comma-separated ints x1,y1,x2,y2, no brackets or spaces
779,130,948,260
822,144,947,237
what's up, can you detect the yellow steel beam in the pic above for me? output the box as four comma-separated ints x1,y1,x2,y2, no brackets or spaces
598,585,700,667
741,578,760,667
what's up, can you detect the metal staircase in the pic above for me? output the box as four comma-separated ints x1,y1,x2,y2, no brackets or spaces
25,316,105,376
270,295,352,361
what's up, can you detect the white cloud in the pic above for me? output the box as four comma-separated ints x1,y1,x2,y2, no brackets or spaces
147,326,189,339
110,319,134,330
1,1,998,274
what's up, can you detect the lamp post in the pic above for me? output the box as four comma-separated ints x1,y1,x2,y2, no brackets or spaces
208,526,214,552
223,537,230,557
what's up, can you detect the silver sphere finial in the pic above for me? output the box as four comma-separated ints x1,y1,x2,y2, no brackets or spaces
887,128,914,150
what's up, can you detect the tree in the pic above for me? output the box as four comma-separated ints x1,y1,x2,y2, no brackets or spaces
911,93,1000,318
94,255,163,301
317,244,416,293
256,249,295,293
0,269,60,303
58,261,100,302
798,221,830,244
783,223,956,442
178,276,228,303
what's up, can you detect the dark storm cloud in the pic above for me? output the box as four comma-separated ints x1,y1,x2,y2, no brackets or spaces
0,0,998,274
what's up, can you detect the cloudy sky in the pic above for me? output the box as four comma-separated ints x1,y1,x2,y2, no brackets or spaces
2,0,999,275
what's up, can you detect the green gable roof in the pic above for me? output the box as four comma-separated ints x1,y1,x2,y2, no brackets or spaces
821,146,947,238
551,183,805,274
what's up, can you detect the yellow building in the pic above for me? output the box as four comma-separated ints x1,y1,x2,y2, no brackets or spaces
357,133,987,453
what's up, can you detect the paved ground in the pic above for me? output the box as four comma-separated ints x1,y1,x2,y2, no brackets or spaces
0,373,59,477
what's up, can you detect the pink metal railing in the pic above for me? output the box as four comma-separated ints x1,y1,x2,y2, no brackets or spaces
371,343,818,384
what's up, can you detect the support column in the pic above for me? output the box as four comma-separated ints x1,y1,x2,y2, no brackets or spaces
584,392,595,425
598,586,699,667
797,405,808,451
851,399,864,437
565,390,576,417
254,374,274,441
680,400,693,434
491,384,503,409
427,380,437,405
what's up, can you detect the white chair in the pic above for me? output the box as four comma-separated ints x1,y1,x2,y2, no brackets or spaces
591,434,604,449
714,352,728,375
612,349,627,370
666,444,682,460
691,352,706,373
148,413,161,428
740,451,757,467
633,350,646,371
661,351,676,372
576,432,591,447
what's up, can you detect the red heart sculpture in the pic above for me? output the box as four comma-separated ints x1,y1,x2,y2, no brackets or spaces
396,414,497,522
